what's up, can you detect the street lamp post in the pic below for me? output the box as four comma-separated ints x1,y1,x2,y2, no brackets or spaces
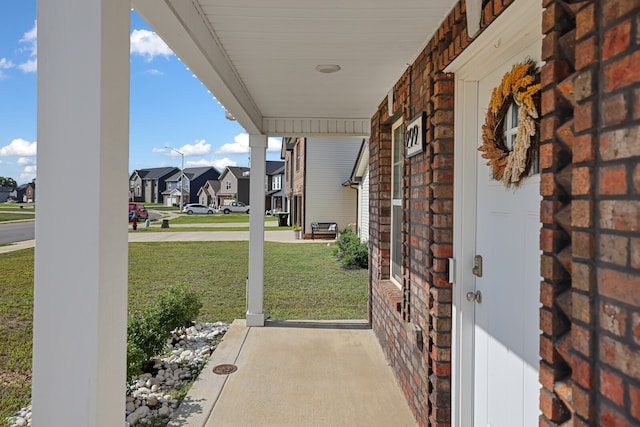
168,147,185,212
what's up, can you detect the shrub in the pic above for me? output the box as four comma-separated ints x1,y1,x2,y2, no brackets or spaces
334,227,368,269
127,283,202,379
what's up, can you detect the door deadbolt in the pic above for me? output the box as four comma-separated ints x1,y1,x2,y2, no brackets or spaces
472,255,483,277
466,291,482,304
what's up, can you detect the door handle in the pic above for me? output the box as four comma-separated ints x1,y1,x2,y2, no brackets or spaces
466,291,482,304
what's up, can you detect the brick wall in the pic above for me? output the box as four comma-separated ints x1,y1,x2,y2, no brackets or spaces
371,1,640,426
540,0,640,426
596,1,640,425
368,1,512,425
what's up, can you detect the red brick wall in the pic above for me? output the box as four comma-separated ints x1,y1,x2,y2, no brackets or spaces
368,1,511,425
371,1,640,426
540,0,640,426
596,1,640,425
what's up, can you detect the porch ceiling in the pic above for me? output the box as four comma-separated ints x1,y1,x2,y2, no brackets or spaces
132,0,457,137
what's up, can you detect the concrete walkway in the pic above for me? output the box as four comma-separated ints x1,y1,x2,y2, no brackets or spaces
0,222,320,253
170,320,417,427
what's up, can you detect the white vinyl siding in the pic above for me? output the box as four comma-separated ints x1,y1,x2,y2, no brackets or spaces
304,138,361,233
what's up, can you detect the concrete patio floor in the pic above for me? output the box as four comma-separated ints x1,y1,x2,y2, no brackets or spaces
170,320,417,427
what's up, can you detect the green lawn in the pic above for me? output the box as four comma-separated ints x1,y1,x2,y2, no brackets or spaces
0,250,33,426
0,203,35,212
0,242,368,424
0,213,35,222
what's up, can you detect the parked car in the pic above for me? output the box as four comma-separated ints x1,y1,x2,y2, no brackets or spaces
182,203,215,215
221,201,250,214
128,202,148,221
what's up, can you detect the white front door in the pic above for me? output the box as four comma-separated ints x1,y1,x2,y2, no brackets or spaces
471,49,541,426
448,2,544,424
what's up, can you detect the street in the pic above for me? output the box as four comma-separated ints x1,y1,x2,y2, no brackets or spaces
0,220,34,245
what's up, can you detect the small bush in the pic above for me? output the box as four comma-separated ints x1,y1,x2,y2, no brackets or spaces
127,283,202,379
334,227,368,269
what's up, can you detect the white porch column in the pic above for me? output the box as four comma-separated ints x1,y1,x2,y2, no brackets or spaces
246,134,267,326
34,1,130,426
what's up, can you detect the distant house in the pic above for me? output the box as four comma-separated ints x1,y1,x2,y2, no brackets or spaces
0,186,13,203
129,167,179,203
217,166,250,206
265,160,285,214
14,182,36,203
162,167,220,207
343,140,369,241
282,137,361,238
197,180,220,207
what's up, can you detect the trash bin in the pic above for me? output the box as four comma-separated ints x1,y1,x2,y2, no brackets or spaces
161,219,170,228
277,212,289,227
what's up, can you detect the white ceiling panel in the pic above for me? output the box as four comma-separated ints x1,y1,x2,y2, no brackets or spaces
133,0,457,136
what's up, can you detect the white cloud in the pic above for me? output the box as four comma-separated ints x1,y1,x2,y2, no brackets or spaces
267,137,282,152
217,133,282,155
182,157,237,171
213,157,236,171
130,29,173,61
17,157,33,166
184,158,213,168
19,21,37,73
0,58,14,69
18,59,37,73
20,165,37,183
145,69,163,76
217,133,249,155
0,138,37,157
176,139,211,157
155,140,211,158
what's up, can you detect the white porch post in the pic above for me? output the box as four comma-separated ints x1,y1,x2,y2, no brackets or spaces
246,134,267,326
33,1,130,426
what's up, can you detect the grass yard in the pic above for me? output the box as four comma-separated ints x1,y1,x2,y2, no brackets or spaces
0,204,35,212
0,250,33,427
0,242,368,424
0,213,35,222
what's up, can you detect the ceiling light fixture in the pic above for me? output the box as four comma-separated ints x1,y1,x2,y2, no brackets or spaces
315,64,341,74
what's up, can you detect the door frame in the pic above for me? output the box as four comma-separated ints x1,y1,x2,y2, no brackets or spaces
445,1,543,425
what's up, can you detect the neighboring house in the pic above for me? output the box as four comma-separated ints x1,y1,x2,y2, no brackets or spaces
217,166,250,206
13,184,26,202
265,160,285,214
282,137,360,238
129,167,179,204
162,167,220,207
23,182,35,202
343,140,369,241
0,186,13,203
197,180,220,207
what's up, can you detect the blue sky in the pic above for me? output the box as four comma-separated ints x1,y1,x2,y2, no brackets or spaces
0,1,282,185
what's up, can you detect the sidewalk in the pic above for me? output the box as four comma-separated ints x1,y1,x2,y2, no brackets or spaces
0,226,324,254
0,239,36,254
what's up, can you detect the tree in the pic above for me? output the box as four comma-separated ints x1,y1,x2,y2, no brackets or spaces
0,177,17,187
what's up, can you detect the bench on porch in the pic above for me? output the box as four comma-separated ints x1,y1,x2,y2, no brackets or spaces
311,222,338,240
